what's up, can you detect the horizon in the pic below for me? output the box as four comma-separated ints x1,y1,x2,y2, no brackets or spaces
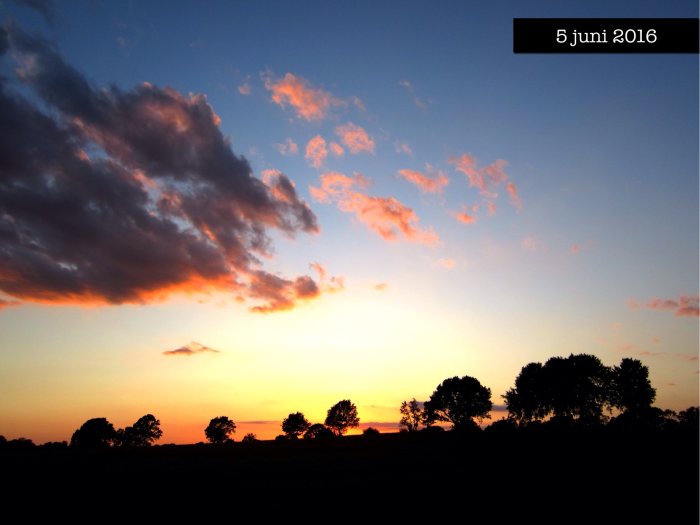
0,0,697,445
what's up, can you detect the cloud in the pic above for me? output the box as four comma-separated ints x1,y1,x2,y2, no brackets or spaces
486,201,497,216
248,271,319,313
11,0,55,24
310,262,344,293
0,298,20,310
237,77,251,95
163,342,219,356
0,26,327,313
629,294,699,318
506,182,522,210
451,207,477,225
274,137,298,156
311,172,438,246
398,79,429,109
398,167,448,194
335,123,375,154
374,283,388,291
329,142,344,157
304,135,328,169
436,258,456,269
263,72,341,121
521,236,539,252
394,141,413,156
448,155,509,197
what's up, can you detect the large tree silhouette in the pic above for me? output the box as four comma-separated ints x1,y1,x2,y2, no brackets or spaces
118,414,163,447
325,400,359,436
205,416,236,444
609,358,656,414
282,412,311,439
70,418,117,448
423,375,492,429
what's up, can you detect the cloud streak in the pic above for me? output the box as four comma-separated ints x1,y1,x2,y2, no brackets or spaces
163,342,219,356
264,72,341,121
310,172,439,245
398,168,448,194
335,123,375,154
629,294,699,318
0,26,328,313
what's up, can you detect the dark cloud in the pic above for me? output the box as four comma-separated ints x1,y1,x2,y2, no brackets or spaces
163,342,219,356
10,0,56,24
0,26,326,312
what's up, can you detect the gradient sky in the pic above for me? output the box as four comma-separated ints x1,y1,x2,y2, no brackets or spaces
0,0,697,444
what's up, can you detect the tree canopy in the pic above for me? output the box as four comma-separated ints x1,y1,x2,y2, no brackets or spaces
423,375,492,428
282,412,311,439
70,418,117,448
399,398,423,432
205,416,236,444
324,400,359,436
117,414,163,447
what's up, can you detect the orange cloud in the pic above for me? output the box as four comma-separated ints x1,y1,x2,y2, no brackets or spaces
451,207,477,225
274,137,298,156
329,142,344,157
305,135,328,169
264,72,341,121
437,258,456,269
628,294,699,318
507,182,522,210
238,79,251,95
0,299,20,310
398,168,449,194
248,271,320,313
486,200,497,216
311,171,439,246
394,141,413,156
335,123,375,154
163,342,219,356
374,283,388,291
310,262,344,293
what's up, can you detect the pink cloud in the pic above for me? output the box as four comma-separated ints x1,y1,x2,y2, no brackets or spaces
486,200,497,216
238,80,251,95
521,236,539,252
163,342,219,356
264,72,341,121
451,208,477,225
374,283,388,291
397,168,449,194
329,142,344,157
305,135,328,169
506,182,522,210
628,294,699,318
335,123,375,154
310,262,344,293
437,258,456,269
0,299,20,310
394,141,413,156
248,271,320,313
310,171,438,246
274,138,298,156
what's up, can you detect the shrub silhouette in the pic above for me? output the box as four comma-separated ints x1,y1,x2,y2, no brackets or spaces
242,433,258,443
363,427,380,436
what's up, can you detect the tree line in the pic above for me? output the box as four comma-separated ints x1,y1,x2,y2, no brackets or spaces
1,354,697,449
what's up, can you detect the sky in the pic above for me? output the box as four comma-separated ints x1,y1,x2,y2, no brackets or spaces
0,0,697,444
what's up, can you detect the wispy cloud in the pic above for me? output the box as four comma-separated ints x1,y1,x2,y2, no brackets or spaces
310,262,344,293
374,283,388,291
164,342,219,356
629,294,699,318
238,76,252,95
305,135,328,169
0,27,326,313
436,258,456,269
394,141,413,156
398,167,449,194
335,123,375,154
450,206,477,225
263,72,342,121
274,137,298,156
506,182,522,210
398,79,429,109
311,172,439,246
521,236,539,252
329,142,344,157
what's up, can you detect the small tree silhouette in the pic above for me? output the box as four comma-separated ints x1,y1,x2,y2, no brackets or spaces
304,423,335,440
70,418,117,448
241,433,258,443
205,416,236,444
282,412,311,439
118,414,163,447
325,399,359,436
399,398,423,432
424,376,492,429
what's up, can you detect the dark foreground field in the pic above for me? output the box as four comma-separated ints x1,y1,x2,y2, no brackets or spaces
3,427,698,520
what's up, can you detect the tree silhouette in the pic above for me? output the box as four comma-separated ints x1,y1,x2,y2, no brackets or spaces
282,412,311,439
325,399,360,436
363,427,380,436
205,416,236,444
504,354,610,425
118,414,163,447
610,358,656,414
70,418,117,448
677,406,699,430
423,375,492,428
242,433,258,443
399,398,423,432
304,423,335,440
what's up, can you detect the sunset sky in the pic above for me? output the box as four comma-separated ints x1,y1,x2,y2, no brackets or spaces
0,0,697,443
